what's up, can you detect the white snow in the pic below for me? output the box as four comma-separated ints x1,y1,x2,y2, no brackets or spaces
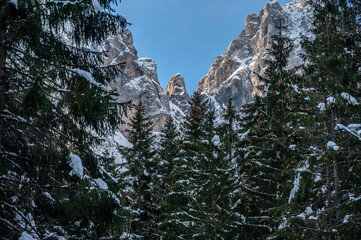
93,131,131,171
306,207,313,215
138,58,157,73
343,214,352,223
341,92,358,105
19,232,36,240
227,56,253,82
212,135,220,147
278,217,287,230
327,141,339,151
317,103,326,112
314,174,322,182
92,0,102,12
326,96,336,104
43,192,55,202
335,124,361,141
94,178,108,190
10,0,18,9
68,153,84,179
169,101,186,117
288,161,309,203
282,0,314,69
289,172,301,203
239,129,251,141
289,144,296,151
349,193,361,202
71,69,106,90
348,124,361,131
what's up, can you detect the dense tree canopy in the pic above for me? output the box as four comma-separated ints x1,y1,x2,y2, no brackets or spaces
0,0,129,238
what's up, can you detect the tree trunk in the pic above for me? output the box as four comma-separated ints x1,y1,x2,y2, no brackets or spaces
333,158,340,221
0,6,8,153
326,166,331,205
331,111,340,222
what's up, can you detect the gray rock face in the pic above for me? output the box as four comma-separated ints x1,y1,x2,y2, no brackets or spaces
101,0,313,135
165,73,190,114
104,29,171,132
197,0,313,109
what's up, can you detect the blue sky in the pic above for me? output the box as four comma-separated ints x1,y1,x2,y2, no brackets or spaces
115,0,292,94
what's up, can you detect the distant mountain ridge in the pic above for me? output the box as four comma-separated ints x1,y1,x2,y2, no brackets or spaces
103,0,314,136
196,0,313,109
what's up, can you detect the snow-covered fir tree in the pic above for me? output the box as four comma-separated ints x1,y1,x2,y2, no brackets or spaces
119,101,159,239
296,0,361,238
0,0,129,238
235,24,313,239
156,116,182,238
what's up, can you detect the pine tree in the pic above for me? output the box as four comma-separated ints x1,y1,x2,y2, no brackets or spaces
163,93,238,238
156,116,188,239
0,0,129,238
156,92,208,238
220,99,238,163
297,0,361,238
235,24,313,239
119,101,158,239
195,108,237,239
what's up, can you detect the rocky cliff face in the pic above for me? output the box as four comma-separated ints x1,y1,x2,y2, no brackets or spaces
101,0,314,135
103,29,172,132
197,0,313,108
165,73,190,114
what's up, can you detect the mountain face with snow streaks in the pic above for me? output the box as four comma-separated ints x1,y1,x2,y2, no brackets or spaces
103,29,172,131
197,0,313,109
101,0,314,133
165,73,190,114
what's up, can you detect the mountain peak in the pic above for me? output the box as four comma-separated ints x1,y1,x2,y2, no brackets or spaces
196,0,313,109
165,73,190,113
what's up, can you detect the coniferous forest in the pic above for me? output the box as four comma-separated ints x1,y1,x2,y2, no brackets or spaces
0,0,360,239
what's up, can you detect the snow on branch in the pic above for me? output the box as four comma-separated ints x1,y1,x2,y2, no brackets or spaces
92,0,102,12
9,0,18,9
18,231,37,240
341,92,358,105
335,124,361,142
68,153,84,179
288,161,309,203
70,69,107,91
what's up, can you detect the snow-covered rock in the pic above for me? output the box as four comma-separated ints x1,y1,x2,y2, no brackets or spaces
165,73,190,114
196,0,313,110
103,29,176,132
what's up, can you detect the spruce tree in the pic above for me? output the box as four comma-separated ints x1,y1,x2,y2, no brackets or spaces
157,92,208,239
298,0,361,238
195,108,237,239
235,24,313,239
119,101,158,239
156,116,182,238
0,0,129,238
163,93,237,239
220,99,238,163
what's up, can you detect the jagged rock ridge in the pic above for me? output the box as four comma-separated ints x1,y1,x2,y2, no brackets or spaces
197,0,313,109
103,29,173,132
101,0,313,136
165,73,190,114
